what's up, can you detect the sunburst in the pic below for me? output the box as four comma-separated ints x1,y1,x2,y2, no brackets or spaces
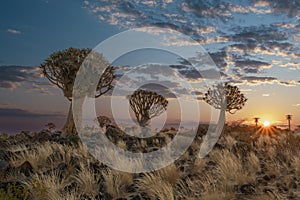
263,120,270,127
250,122,282,145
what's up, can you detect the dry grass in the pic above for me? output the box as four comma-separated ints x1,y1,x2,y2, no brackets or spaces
73,163,100,198
136,173,174,200
247,152,261,173
2,125,300,199
9,142,54,171
155,163,181,186
291,155,300,177
102,169,133,199
23,172,65,200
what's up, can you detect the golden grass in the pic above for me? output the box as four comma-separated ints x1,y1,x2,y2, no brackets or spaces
155,163,181,186
3,126,300,199
23,172,65,200
9,142,54,171
73,163,100,198
136,173,174,200
102,169,133,199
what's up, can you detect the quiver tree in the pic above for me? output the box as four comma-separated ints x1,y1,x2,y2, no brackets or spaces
128,89,168,127
254,117,260,128
199,82,247,157
286,114,292,131
41,47,114,136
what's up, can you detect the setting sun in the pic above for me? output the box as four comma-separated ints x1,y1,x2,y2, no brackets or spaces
263,121,270,127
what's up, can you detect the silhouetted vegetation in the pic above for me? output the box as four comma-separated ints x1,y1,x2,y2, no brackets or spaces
128,89,168,127
254,117,260,128
286,114,292,131
203,82,247,114
40,48,114,136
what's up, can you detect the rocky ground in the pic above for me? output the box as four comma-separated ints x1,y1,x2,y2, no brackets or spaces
0,125,299,199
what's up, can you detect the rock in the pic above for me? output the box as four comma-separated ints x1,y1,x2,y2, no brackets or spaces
256,177,268,186
240,183,255,195
0,160,10,170
207,160,216,166
18,161,33,177
56,163,67,171
269,174,276,179
0,148,9,161
64,181,78,193
263,174,271,181
289,180,297,189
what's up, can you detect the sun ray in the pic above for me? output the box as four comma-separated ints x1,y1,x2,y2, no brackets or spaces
249,121,283,147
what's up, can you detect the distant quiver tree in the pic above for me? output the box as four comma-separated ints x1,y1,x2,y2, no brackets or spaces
254,117,260,128
286,114,292,131
128,89,168,127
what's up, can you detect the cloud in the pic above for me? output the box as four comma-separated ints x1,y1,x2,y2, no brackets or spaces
209,51,228,72
7,29,21,35
0,66,41,89
139,83,177,98
0,65,53,94
260,0,300,17
240,76,278,84
293,104,300,107
234,59,271,69
0,107,63,118
83,0,300,86
0,66,40,89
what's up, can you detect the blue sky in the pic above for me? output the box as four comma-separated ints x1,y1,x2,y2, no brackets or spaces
0,0,299,133
0,0,119,66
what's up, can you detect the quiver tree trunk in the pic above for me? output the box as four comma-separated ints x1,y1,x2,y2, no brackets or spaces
199,106,226,158
62,102,76,136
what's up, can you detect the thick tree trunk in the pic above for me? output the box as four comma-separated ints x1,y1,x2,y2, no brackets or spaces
199,107,226,158
62,102,77,137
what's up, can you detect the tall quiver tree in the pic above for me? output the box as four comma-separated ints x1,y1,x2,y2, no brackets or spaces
128,89,168,127
41,47,114,136
200,82,247,157
286,114,292,131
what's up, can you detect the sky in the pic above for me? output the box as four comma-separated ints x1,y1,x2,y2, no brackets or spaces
0,0,299,133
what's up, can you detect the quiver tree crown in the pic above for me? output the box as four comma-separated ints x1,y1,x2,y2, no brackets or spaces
41,47,115,100
203,82,247,114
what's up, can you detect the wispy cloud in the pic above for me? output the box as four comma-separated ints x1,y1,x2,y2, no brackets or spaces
0,65,52,94
0,66,40,89
7,29,21,35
